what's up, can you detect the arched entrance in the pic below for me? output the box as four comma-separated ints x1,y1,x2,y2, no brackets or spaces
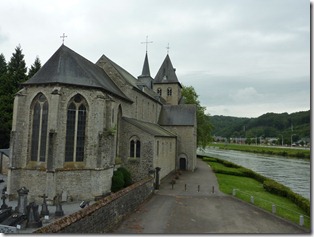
179,157,187,170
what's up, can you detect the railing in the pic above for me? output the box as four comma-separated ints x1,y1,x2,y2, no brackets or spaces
0,224,17,233
232,189,310,228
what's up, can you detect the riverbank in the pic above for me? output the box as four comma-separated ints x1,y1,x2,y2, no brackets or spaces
208,143,310,159
200,155,310,229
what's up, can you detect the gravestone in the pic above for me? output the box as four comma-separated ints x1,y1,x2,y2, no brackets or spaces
15,187,29,215
26,202,42,228
1,193,8,210
39,194,49,217
54,194,64,217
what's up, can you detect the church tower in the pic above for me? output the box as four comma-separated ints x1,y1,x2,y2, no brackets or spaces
153,54,182,105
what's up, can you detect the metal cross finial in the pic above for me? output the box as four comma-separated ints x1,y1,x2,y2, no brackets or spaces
141,35,153,52
60,33,67,44
166,43,170,54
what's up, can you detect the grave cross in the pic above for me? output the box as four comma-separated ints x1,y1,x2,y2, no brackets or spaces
60,33,67,44
141,35,153,52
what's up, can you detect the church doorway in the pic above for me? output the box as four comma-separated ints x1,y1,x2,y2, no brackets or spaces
179,157,187,170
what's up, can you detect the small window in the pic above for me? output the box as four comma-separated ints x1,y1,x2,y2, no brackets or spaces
167,87,172,96
157,88,162,96
129,137,141,158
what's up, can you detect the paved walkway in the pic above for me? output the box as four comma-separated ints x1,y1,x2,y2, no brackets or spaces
113,158,308,234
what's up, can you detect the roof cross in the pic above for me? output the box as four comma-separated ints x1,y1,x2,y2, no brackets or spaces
60,33,67,44
141,35,153,53
166,43,170,54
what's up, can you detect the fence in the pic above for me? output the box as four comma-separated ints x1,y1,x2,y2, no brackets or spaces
232,188,310,228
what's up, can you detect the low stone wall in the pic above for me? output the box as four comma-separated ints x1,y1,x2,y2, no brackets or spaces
34,176,154,233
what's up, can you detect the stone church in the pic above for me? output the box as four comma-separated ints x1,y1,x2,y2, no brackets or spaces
7,44,197,202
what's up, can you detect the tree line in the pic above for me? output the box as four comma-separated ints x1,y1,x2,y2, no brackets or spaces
0,45,41,148
211,110,310,145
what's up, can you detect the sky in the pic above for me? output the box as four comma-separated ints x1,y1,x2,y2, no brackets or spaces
0,0,311,118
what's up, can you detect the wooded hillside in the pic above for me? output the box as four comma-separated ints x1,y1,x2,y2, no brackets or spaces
210,110,310,145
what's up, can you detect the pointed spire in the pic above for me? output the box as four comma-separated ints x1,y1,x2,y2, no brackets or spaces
141,52,151,77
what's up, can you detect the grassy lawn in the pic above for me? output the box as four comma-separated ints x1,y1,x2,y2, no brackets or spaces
208,143,310,159
206,159,311,229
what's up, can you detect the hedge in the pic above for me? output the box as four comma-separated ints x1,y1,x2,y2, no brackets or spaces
201,155,310,215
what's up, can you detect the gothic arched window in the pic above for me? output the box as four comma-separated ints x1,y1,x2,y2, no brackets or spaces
65,94,87,162
31,93,49,162
129,136,140,158
167,87,172,96
157,88,162,96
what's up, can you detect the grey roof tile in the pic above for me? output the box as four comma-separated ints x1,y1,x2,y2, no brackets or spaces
154,54,181,86
23,45,129,101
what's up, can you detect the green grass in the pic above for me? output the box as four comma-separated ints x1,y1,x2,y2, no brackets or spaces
206,159,311,229
208,143,310,159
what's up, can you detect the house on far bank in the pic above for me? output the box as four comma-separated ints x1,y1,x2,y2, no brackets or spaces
6,44,197,203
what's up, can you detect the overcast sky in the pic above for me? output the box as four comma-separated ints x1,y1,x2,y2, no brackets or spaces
0,0,310,118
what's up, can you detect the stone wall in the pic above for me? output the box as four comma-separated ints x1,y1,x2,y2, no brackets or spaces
34,177,154,234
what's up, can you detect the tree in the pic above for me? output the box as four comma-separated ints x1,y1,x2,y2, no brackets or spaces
0,45,28,148
0,54,7,76
181,85,212,147
28,56,41,79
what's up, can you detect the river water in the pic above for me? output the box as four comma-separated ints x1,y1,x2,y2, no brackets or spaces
198,147,310,200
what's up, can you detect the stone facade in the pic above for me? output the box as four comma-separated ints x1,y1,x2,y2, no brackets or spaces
7,45,197,203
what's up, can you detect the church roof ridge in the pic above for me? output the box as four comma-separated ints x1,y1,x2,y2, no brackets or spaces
23,45,129,101
122,117,176,137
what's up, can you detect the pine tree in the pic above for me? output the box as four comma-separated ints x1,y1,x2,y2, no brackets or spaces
0,54,7,76
28,56,41,79
7,44,27,92
0,45,27,148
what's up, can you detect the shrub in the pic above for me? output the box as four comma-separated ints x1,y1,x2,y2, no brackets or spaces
263,179,310,215
111,170,125,192
117,167,132,187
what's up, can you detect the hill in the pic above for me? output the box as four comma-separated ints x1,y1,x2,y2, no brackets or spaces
210,110,310,145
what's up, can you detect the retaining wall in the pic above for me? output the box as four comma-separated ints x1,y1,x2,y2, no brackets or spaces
34,176,154,233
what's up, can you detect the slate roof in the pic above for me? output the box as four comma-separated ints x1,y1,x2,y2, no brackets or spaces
154,54,181,86
97,54,161,102
138,52,151,77
122,117,176,137
23,45,129,101
158,105,196,126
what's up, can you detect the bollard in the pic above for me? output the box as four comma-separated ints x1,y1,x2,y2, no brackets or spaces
272,204,276,214
250,196,254,204
299,215,304,226
212,186,215,194
185,184,187,191
232,189,236,196
198,185,200,192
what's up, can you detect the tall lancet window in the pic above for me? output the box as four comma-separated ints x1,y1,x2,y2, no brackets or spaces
31,93,49,162
65,94,87,162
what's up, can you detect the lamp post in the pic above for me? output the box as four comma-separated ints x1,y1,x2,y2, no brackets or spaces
291,134,296,147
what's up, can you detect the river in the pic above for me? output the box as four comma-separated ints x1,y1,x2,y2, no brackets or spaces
198,147,310,200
